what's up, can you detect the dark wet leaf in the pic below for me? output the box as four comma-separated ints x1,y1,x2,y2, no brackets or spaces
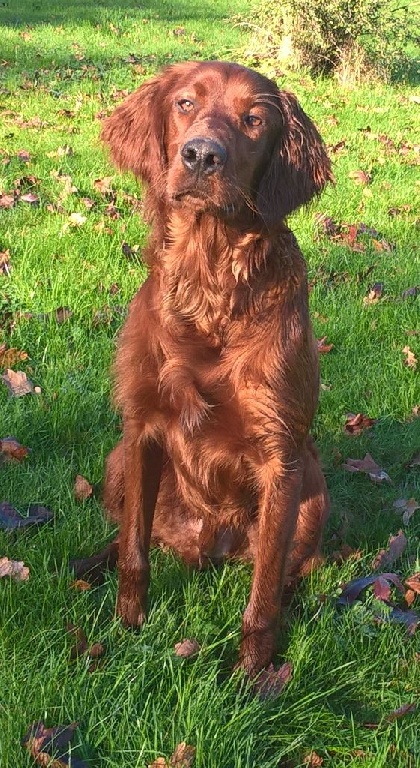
372,531,407,570
22,720,88,767
337,572,404,606
386,702,417,722
254,661,293,699
402,286,419,299
0,502,53,530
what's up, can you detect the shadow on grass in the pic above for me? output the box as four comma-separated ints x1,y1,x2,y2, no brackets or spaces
0,0,231,26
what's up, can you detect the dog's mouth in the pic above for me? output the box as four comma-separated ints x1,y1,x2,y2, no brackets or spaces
170,190,238,217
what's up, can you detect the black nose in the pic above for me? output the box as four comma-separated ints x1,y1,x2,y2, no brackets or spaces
181,138,227,176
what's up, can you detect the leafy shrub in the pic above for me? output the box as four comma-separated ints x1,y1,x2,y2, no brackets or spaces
251,0,416,80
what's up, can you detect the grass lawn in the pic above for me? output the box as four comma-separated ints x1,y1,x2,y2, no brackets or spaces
0,0,419,766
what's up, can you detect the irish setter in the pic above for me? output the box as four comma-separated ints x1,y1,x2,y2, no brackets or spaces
74,60,332,677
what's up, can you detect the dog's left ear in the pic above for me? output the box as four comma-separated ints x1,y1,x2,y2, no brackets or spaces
257,91,333,225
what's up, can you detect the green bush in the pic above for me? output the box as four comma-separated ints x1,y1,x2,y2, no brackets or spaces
251,0,416,79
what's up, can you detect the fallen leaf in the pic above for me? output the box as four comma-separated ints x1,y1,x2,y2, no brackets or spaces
363,282,384,304
331,544,362,565
0,502,53,530
93,176,114,196
55,306,73,323
74,475,93,501
343,453,391,484
386,702,417,722
88,642,105,659
393,498,419,525
349,169,371,185
0,437,30,461
403,346,417,368
66,624,88,659
170,742,196,767
66,624,105,662
121,241,140,259
0,193,15,209
337,572,405,606
405,573,420,595
20,192,39,204
303,752,323,767
254,661,293,699
174,638,201,658
1,368,34,396
0,344,28,368
68,212,87,227
70,579,92,592
0,248,11,274
22,721,88,768
0,556,29,580
402,286,419,299
372,531,408,570
344,413,376,435
317,337,333,354
388,606,419,634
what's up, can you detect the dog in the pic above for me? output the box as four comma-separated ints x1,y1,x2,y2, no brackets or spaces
73,60,332,677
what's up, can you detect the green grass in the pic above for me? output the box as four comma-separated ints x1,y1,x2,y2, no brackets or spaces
0,1,419,766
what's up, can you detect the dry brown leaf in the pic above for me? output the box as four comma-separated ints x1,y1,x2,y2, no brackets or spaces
74,474,93,501
0,194,15,209
405,573,420,595
93,176,114,195
174,638,201,658
393,498,419,525
363,282,384,305
349,169,371,185
344,413,376,435
170,742,196,767
0,436,30,461
343,453,391,484
317,337,334,354
70,579,92,592
20,192,39,204
0,248,11,274
403,346,417,368
68,212,87,227
148,759,167,768
0,556,29,581
1,368,34,396
303,752,324,767
0,344,28,369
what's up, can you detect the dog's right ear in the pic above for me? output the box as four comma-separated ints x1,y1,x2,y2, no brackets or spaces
101,76,166,188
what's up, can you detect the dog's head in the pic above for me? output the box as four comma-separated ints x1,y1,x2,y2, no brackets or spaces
102,60,332,226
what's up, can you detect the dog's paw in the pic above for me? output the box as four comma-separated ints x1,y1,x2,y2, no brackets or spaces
116,587,147,629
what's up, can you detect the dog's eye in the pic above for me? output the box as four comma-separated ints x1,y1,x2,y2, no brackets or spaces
244,114,263,128
177,99,195,113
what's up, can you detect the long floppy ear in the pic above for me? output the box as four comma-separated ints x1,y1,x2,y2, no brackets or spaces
101,76,166,190
257,91,333,225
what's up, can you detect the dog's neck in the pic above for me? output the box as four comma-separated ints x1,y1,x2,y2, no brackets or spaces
151,208,299,341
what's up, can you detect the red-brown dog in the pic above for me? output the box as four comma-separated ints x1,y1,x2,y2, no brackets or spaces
74,60,331,677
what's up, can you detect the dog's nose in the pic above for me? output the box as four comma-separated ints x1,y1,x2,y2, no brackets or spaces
181,138,227,176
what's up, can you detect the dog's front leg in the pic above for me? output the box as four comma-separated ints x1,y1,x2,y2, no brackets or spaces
238,458,303,677
116,417,163,628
